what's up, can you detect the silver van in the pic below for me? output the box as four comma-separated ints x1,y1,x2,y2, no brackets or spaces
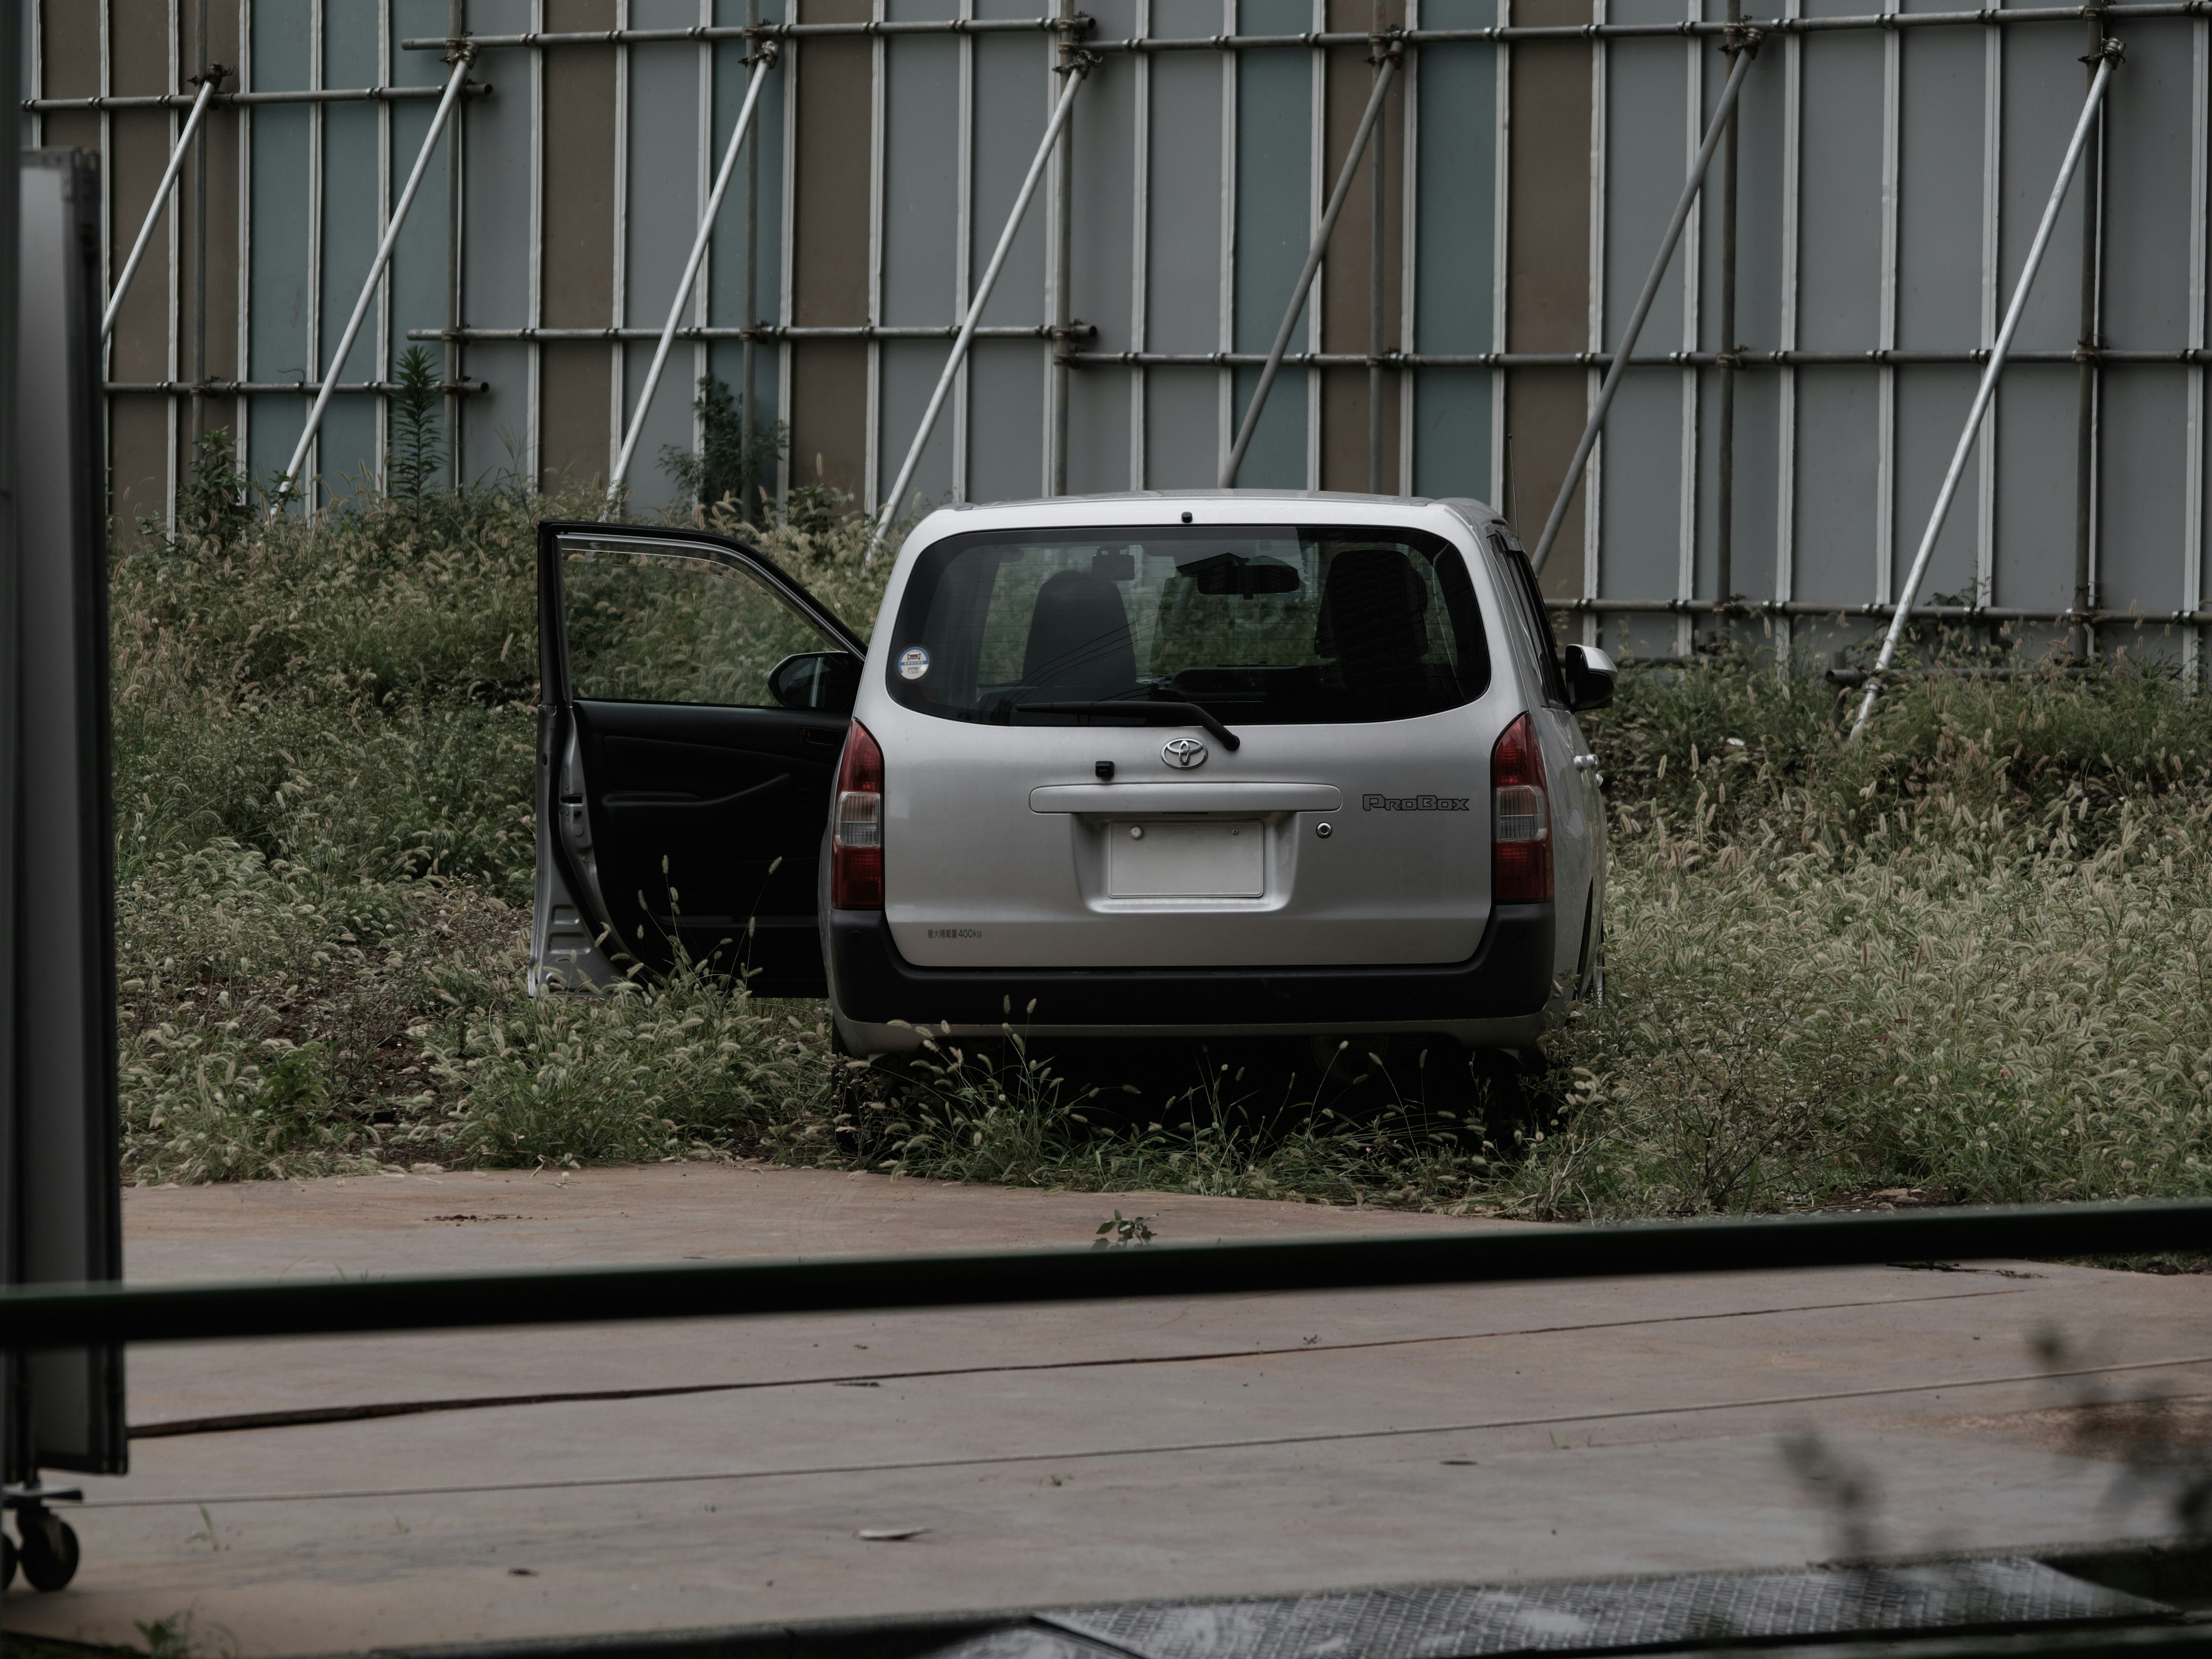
531,493,1612,1056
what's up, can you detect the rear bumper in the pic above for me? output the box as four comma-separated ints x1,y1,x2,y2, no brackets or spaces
825,903,1554,1051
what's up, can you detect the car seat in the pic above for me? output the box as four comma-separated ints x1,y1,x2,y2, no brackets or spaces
1024,570,1138,699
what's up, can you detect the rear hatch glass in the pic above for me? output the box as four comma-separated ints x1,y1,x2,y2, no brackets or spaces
885,525,1490,727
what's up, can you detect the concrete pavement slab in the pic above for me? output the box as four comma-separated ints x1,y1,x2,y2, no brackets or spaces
4,1168,2207,1656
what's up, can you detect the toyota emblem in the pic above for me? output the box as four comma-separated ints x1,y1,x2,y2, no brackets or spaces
1161,736,1209,770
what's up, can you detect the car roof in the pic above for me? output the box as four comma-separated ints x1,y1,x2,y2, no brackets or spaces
895,490,1503,539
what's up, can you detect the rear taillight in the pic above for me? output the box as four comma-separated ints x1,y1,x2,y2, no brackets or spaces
831,720,884,910
1491,713,1552,904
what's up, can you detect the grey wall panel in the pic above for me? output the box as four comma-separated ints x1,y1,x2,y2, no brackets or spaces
1993,365,2077,608
967,336,1044,499
1232,0,1313,488
1893,31,1983,350
248,4,314,487
881,340,957,512
1791,367,1879,606
1732,371,1780,601
969,34,1046,329
623,31,704,506
1410,12,1495,503
707,0,787,473
2101,20,2194,349
319,3,385,502
880,33,958,330
2097,368,2187,616
1147,365,1219,486
1794,33,1881,353
1142,31,1225,483
1998,24,2087,354
1066,0,1139,495
1890,365,1980,600
1599,372,1687,601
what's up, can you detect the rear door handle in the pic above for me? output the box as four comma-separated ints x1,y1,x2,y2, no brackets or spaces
1572,753,1600,770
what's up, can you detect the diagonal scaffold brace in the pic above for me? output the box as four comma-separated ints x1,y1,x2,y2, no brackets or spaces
868,46,1096,564
1219,36,1401,488
1849,40,2123,738
1527,31,1759,575
273,46,476,509
604,46,780,517
101,67,225,342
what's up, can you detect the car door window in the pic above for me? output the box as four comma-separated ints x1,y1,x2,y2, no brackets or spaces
1487,529,1570,707
562,539,849,707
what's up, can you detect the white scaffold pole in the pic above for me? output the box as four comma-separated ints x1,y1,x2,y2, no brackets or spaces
604,48,777,516
1219,46,1398,489
1850,41,2122,739
276,50,474,506
101,75,218,343
1528,38,1757,575
869,57,1092,562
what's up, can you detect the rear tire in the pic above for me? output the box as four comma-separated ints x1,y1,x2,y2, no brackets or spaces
2,1528,17,1589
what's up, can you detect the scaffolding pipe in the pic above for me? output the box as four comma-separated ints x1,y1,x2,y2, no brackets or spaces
1528,41,1755,574
1221,49,1398,487
100,74,216,343
604,50,776,514
1850,46,2120,739
276,51,474,504
870,59,1092,558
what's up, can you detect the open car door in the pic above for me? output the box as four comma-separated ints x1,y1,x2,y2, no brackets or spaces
531,522,865,998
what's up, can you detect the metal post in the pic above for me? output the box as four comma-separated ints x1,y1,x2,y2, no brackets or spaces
99,74,215,342
604,50,777,514
870,58,1092,555
2072,10,2107,661
277,48,474,504
1221,47,1399,488
188,5,210,449
1850,44,2120,738
1714,6,1743,637
1528,40,1754,574
446,0,465,489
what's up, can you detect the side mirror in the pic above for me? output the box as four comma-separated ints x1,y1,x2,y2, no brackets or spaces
1562,643,1616,713
769,651,861,714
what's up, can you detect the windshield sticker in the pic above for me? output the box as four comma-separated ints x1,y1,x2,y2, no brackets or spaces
898,646,931,681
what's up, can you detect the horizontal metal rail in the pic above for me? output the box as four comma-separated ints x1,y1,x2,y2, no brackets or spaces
25,84,493,111
1067,347,2208,368
1545,596,2212,625
3,1199,2207,1351
403,5,2209,51
406,324,1089,343
105,378,488,396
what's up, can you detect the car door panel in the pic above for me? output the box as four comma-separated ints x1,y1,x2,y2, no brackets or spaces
533,522,863,999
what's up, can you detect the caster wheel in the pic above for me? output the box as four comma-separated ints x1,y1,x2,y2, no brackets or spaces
2,1528,16,1589
19,1512,79,1592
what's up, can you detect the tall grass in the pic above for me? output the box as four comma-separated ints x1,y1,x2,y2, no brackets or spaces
109,472,2212,1214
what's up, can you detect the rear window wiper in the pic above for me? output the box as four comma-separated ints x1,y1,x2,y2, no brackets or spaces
1012,699,1243,752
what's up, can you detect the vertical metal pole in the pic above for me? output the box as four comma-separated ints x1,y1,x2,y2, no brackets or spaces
1714,8,1742,638
278,49,474,499
1221,48,1398,488
604,51,775,510
870,59,1091,554
1852,47,2119,738
1529,41,1754,575
2072,10,2107,661
1367,3,1385,494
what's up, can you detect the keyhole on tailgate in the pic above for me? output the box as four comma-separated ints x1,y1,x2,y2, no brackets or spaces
1130,826,1144,840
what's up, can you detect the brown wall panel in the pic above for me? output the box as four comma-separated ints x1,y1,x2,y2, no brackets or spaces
108,0,177,533
110,397,172,539
542,344,614,493
788,342,870,504
539,1,618,488
1319,0,1406,493
1505,0,1591,587
789,0,874,501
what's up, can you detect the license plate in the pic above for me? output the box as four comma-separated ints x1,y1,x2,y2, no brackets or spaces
1106,820,1264,898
